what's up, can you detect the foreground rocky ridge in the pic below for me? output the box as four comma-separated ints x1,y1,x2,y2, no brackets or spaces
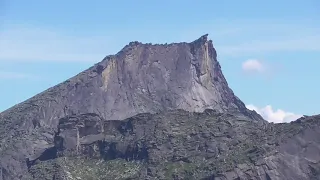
27,110,320,180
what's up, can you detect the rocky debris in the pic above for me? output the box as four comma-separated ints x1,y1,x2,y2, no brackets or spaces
26,110,320,180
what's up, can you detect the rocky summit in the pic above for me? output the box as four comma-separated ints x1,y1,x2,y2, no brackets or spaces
0,35,319,180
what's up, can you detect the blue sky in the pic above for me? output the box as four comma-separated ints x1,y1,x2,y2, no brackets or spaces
0,0,319,123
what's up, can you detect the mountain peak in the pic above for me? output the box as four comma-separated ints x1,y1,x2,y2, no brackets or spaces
120,34,210,52
192,33,209,43
91,34,260,119
2,34,263,125
0,35,264,179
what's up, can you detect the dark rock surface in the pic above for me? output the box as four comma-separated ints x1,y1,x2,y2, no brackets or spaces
0,34,318,179
25,111,320,179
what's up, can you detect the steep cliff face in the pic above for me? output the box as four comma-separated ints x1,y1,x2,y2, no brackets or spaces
0,34,264,179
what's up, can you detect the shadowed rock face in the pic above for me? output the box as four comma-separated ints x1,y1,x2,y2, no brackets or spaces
1,34,315,179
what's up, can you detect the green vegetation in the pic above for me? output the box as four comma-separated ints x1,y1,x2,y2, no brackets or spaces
29,157,143,180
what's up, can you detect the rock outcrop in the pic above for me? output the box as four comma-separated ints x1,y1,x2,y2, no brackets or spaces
0,34,318,180
28,111,320,179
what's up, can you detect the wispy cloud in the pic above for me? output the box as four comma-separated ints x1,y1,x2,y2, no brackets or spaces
180,19,320,57
0,25,119,62
1,19,319,62
218,35,320,56
0,71,39,80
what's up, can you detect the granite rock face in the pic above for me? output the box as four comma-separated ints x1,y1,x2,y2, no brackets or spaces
0,35,263,179
0,35,318,179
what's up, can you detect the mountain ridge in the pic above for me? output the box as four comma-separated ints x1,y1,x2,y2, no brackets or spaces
2,34,318,180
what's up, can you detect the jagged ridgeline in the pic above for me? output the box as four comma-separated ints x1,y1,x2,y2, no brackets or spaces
0,35,319,180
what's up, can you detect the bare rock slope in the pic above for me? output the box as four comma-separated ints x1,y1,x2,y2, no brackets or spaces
0,35,318,179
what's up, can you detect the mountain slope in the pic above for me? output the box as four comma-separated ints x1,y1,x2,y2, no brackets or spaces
28,111,320,179
0,35,263,179
1,34,316,180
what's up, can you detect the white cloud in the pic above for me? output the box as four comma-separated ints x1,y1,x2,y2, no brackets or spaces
242,59,265,73
0,71,39,80
246,104,303,123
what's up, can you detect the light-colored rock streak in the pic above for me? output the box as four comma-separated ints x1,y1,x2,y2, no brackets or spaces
76,127,80,154
102,59,116,91
200,41,212,87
